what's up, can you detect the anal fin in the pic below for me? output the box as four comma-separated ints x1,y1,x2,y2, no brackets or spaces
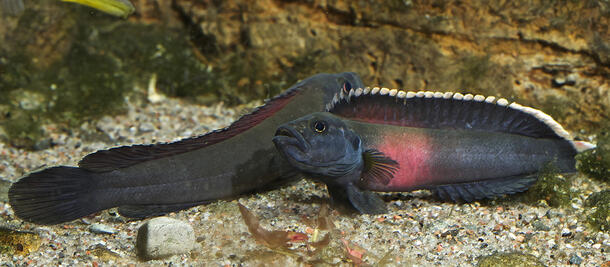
118,201,210,218
433,175,538,202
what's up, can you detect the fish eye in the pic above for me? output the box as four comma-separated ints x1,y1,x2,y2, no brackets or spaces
312,121,327,133
342,81,352,93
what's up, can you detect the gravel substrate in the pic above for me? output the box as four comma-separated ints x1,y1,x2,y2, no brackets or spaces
0,96,608,266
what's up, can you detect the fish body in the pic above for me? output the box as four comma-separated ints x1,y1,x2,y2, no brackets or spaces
9,72,364,224
273,88,592,213
349,121,576,192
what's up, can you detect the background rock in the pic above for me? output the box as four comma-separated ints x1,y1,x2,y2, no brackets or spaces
0,0,608,148
174,0,609,132
136,216,197,260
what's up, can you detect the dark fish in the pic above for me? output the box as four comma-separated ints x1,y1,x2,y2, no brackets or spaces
9,72,364,225
273,88,595,214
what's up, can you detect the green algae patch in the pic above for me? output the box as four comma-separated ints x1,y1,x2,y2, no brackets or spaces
523,164,574,208
82,22,212,103
1,110,44,149
477,252,544,267
585,190,610,232
0,4,214,149
0,228,42,256
576,130,610,183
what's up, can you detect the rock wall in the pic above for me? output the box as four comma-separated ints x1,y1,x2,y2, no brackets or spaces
0,0,607,149
174,0,609,132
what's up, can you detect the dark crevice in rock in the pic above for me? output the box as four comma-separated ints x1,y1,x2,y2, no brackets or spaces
171,0,219,56
517,35,610,70
365,19,609,71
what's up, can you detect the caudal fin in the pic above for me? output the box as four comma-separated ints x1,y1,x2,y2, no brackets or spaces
9,166,102,225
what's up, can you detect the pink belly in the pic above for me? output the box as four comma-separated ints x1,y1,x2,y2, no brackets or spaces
375,132,432,191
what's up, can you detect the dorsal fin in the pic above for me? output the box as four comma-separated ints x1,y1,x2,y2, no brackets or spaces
327,87,572,140
79,89,301,172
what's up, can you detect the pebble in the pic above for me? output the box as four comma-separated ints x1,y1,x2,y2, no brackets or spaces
89,223,117,235
136,217,197,260
138,122,155,133
477,252,544,267
89,244,120,262
532,220,551,231
0,178,11,202
569,253,582,265
0,228,42,256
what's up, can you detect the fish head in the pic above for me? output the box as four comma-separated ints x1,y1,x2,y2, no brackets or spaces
273,112,363,179
295,72,364,104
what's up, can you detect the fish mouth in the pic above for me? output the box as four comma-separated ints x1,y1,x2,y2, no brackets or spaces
273,126,309,153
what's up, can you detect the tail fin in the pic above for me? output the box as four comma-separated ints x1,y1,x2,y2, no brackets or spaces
9,167,102,225
572,141,596,153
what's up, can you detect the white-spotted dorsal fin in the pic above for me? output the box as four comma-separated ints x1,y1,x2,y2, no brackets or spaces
327,88,575,142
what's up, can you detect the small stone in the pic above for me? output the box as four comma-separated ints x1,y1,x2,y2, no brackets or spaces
89,223,117,235
552,77,566,87
136,217,197,260
478,252,544,267
0,228,42,256
569,253,583,265
32,138,52,151
532,220,551,231
138,122,155,133
10,90,46,111
0,178,12,202
89,244,120,262
440,228,460,238
515,234,526,243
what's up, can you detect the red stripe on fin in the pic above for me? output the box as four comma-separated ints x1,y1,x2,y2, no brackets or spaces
328,88,572,140
79,89,301,172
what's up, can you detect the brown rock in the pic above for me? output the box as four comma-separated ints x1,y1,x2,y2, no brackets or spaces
173,0,608,132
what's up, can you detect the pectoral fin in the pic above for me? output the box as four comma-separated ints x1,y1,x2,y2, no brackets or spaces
360,149,399,188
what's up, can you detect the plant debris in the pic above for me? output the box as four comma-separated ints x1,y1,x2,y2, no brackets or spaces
238,203,308,249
